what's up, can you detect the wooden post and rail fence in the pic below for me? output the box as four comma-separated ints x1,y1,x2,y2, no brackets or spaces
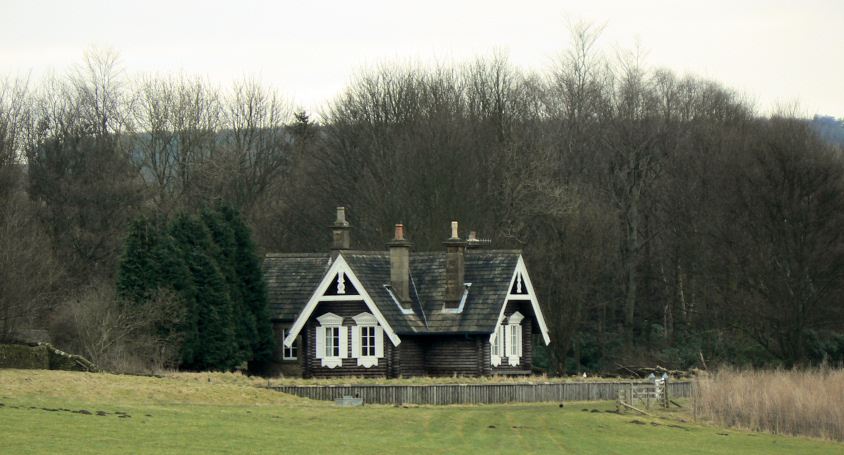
269,380,692,406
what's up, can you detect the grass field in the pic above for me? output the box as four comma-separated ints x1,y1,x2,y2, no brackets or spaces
1,369,841,454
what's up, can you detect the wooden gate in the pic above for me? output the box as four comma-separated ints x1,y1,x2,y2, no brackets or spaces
616,379,670,414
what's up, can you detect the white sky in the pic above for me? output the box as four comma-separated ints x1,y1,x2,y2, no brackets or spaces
2,0,843,118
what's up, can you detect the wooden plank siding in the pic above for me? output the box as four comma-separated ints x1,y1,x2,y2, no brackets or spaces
396,337,424,377
270,381,693,405
269,322,302,377
421,335,484,377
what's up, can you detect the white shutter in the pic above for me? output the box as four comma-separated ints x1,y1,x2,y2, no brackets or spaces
315,326,325,359
516,325,523,357
375,326,384,358
351,326,361,359
504,324,513,357
339,326,349,359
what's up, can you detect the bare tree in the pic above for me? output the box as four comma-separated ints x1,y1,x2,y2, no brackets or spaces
0,192,62,341
52,283,184,372
0,75,31,183
25,47,144,283
707,118,844,366
133,73,222,213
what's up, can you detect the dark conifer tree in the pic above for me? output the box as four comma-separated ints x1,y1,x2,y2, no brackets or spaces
219,204,276,368
199,205,254,364
168,212,237,370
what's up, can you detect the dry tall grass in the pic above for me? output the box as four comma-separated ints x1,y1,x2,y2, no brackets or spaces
694,368,844,441
0,369,307,406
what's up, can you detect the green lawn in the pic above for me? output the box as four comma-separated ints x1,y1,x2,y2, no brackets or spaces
1,370,840,454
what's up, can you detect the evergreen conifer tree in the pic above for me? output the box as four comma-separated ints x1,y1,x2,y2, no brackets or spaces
117,205,273,371
220,204,276,368
169,212,237,370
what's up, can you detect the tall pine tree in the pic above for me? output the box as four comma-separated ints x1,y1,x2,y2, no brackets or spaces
117,205,274,371
219,204,275,368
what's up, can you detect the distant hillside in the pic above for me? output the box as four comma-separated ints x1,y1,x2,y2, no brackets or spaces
810,115,844,147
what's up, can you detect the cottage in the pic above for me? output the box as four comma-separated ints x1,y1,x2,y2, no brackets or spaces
263,207,550,378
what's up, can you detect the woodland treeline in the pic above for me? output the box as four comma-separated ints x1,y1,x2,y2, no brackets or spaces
1,24,842,373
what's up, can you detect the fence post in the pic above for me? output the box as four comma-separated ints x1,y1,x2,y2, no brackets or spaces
617,388,625,414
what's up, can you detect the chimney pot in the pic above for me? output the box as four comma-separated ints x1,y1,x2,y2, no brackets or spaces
394,223,404,240
330,206,351,258
336,207,348,225
450,221,459,239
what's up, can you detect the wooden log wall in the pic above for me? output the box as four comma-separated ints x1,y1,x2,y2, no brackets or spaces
270,381,693,406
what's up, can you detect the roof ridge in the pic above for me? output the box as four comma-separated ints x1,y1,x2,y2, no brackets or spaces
266,250,521,257
265,252,329,258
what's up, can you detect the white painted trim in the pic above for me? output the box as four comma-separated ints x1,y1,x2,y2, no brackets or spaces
383,285,414,315
315,326,325,360
512,256,551,345
352,312,378,326
507,329,522,367
281,328,297,360
283,254,402,348
316,312,344,326
440,283,471,313
506,314,523,366
339,326,348,360
336,272,346,294
490,324,504,367
351,326,361,359
374,326,384,358
316,295,369,302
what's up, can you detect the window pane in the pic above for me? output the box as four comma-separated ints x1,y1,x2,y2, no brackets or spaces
361,326,376,356
325,327,340,357
332,327,340,357
282,329,297,359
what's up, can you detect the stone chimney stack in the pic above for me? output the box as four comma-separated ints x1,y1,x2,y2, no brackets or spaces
388,224,412,309
443,221,466,308
330,206,351,259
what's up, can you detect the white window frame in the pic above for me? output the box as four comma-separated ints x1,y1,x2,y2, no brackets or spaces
282,328,297,360
351,312,384,368
315,313,347,368
506,311,524,366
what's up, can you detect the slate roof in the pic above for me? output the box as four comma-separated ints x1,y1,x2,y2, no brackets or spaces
263,253,331,321
262,249,524,336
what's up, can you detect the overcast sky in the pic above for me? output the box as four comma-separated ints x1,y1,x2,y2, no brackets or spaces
2,0,842,118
